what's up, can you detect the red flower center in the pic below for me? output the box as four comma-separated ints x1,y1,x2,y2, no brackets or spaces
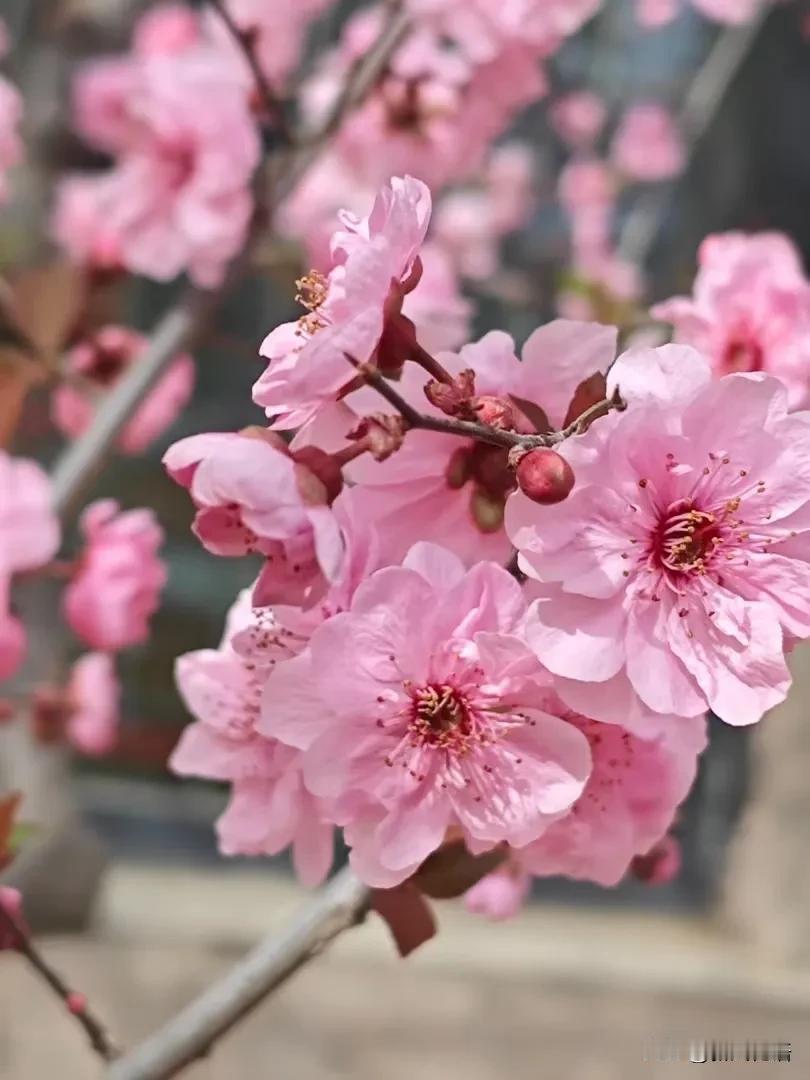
651,499,724,575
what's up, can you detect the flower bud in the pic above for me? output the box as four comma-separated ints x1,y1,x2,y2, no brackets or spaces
515,449,575,505
473,395,515,431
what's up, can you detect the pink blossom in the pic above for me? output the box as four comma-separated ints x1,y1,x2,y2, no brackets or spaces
550,91,607,150
464,864,531,920
0,453,60,577
339,320,617,566
57,43,260,287
66,653,121,757
652,232,810,410
507,345,810,728
254,175,431,430
0,71,22,206
611,104,684,183
519,703,705,885
53,326,195,454
171,589,334,885
631,834,681,884
261,544,592,888
0,887,25,949
63,500,166,652
163,431,344,607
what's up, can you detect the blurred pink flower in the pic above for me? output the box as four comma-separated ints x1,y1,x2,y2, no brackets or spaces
636,0,774,25
66,653,121,757
549,91,607,150
0,453,60,578
0,453,59,681
432,143,535,280
611,103,684,182
405,0,602,62
508,345,810,728
401,243,472,353
53,326,195,454
163,431,344,607
57,40,260,287
0,71,22,205
134,3,201,55
652,232,810,410
63,500,166,652
171,588,334,884
261,544,592,888
254,175,431,430
557,157,616,258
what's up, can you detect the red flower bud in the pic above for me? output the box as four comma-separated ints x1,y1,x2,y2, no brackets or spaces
66,992,87,1015
515,448,575,505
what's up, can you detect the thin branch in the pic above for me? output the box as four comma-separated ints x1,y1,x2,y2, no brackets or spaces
106,867,371,1080
619,13,768,266
0,901,119,1061
350,357,623,452
206,0,292,144
279,5,410,198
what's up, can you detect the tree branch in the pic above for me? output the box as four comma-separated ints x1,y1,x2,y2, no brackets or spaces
106,867,371,1080
349,357,623,452
0,900,119,1062
206,0,292,144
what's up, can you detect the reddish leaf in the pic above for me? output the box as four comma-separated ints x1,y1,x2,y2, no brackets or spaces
413,839,507,900
562,371,608,429
372,882,437,958
508,394,552,434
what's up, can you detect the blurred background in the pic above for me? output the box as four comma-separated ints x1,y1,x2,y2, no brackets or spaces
1,1,810,1076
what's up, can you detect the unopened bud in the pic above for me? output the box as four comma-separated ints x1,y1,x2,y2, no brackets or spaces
424,369,476,417
473,395,515,431
66,992,87,1015
514,448,575,505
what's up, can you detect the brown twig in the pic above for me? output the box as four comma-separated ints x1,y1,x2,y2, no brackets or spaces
348,356,624,452
106,866,371,1080
206,0,292,144
0,901,119,1061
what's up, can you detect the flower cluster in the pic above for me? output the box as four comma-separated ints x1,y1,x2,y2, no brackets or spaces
167,173,810,911
53,4,261,286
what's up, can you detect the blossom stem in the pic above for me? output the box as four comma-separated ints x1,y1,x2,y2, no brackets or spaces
331,439,373,468
0,902,119,1062
409,341,456,386
106,867,370,1080
350,355,624,452
206,0,292,145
